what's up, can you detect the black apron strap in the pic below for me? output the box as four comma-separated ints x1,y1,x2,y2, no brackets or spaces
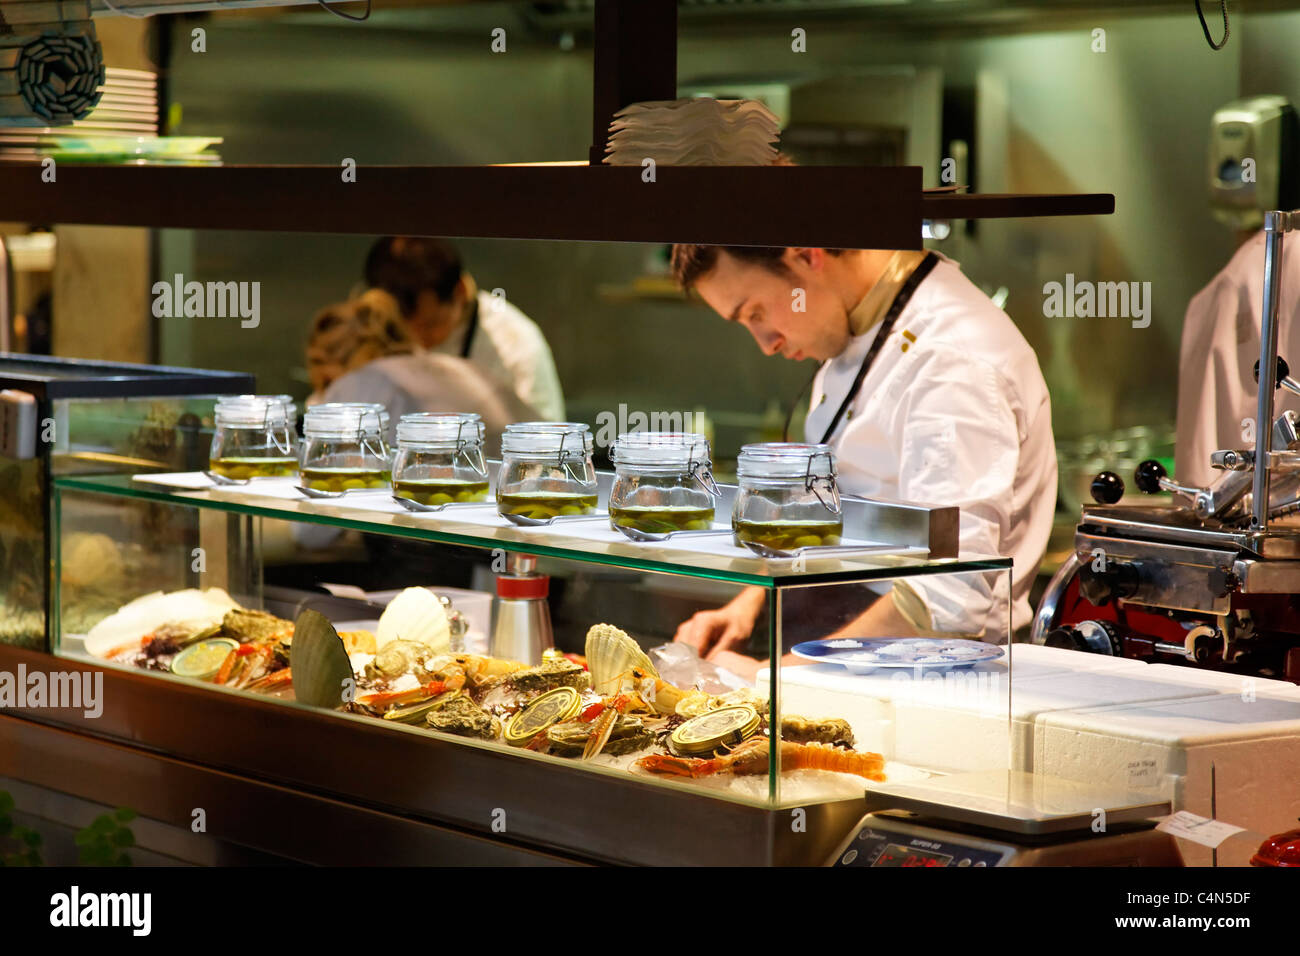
460,295,480,360
817,252,939,445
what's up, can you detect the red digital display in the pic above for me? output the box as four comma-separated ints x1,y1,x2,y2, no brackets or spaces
871,843,954,867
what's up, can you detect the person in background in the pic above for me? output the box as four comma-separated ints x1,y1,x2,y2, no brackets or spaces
364,237,566,422
305,288,530,451
1176,230,1300,488
670,245,1057,681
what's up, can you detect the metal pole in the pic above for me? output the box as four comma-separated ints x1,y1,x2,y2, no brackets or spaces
1251,210,1291,530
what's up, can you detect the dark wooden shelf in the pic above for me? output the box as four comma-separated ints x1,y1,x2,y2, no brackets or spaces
0,163,1112,248
921,192,1114,220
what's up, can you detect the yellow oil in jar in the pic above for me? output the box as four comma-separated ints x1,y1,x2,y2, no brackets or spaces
609,505,715,534
300,467,391,493
497,491,598,520
733,518,843,550
208,457,298,480
393,479,490,506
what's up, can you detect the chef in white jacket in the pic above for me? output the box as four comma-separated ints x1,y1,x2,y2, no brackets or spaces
365,237,566,422
1176,229,1300,488
670,244,1057,680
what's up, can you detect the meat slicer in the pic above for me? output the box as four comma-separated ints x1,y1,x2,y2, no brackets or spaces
1034,210,1300,683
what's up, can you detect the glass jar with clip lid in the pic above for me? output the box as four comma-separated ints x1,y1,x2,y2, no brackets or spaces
208,395,298,480
732,442,843,550
300,402,391,493
608,431,720,535
497,422,598,520
391,413,490,506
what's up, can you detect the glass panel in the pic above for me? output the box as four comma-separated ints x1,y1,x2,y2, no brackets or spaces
54,479,1011,811
55,473,1006,588
0,455,46,648
772,567,1015,811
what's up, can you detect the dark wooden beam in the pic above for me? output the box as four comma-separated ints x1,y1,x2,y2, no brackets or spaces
589,0,678,165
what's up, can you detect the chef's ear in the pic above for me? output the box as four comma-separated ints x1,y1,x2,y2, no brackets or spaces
787,247,823,272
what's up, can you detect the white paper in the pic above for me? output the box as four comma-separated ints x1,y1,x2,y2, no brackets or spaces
1156,810,1246,848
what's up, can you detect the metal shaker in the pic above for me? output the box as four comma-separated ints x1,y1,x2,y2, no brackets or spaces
489,553,554,664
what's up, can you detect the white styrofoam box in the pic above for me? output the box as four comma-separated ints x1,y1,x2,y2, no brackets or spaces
1035,693,1300,866
766,642,1234,774
894,667,1217,774
1141,661,1300,699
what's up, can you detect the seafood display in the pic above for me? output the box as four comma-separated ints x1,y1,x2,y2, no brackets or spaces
80,592,887,793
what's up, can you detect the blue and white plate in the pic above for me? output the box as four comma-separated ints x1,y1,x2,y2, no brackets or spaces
791,637,1004,674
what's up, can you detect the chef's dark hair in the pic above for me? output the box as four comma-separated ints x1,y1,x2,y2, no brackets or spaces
670,245,845,290
364,237,464,315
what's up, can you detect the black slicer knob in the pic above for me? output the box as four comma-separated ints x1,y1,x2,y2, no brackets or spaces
1253,356,1290,386
1090,471,1125,504
1134,459,1167,495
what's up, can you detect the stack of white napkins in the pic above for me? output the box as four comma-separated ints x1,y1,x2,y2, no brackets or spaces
603,97,780,166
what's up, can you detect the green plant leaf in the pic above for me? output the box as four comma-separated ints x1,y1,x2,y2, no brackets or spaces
111,828,135,848
73,829,92,846
113,807,137,823
0,792,13,812
0,818,12,838
21,829,41,847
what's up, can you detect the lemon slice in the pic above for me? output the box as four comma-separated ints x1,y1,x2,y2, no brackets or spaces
171,638,239,680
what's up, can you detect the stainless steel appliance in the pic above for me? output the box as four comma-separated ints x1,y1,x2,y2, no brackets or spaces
1035,210,1300,683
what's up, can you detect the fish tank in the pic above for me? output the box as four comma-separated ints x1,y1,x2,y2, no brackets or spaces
0,354,252,650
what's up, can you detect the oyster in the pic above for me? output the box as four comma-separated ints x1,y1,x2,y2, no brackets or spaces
221,608,291,644
546,715,655,758
585,623,656,695
365,640,437,680
781,715,855,748
426,694,501,740
501,658,591,694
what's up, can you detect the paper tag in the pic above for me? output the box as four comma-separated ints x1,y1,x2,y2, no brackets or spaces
1156,811,1246,848
1127,758,1159,790
321,583,371,602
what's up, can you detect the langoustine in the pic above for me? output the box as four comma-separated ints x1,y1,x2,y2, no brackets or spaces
636,738,886,782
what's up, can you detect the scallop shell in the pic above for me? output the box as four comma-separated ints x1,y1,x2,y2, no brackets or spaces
585,623,657,696
376,587,451,653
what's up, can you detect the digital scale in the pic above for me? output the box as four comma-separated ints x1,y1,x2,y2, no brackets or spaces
829,770,1184,867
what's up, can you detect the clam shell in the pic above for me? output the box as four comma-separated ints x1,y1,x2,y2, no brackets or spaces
584,623,657,696
376,587,451,653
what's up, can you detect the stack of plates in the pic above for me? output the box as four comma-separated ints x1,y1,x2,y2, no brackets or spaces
0,3,105,126
604,97,780,166
0,66,222,164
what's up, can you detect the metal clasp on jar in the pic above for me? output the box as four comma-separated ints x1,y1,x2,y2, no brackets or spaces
357,407,389,462
806,449,841,515
454,418,488,477
264,403,294,456
556,428,589,484
688,456,722,497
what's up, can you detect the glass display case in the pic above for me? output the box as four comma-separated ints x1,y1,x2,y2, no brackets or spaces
44,453,1021,864
0,356,252,650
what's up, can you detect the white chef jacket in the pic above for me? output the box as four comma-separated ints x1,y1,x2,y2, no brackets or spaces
1176,230,1300,488
434,290,566,422
805,253,1057,640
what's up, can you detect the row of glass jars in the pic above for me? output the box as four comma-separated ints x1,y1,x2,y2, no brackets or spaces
210,396,843,547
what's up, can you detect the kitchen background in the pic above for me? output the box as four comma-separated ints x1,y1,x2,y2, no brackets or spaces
17,0,1300,548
